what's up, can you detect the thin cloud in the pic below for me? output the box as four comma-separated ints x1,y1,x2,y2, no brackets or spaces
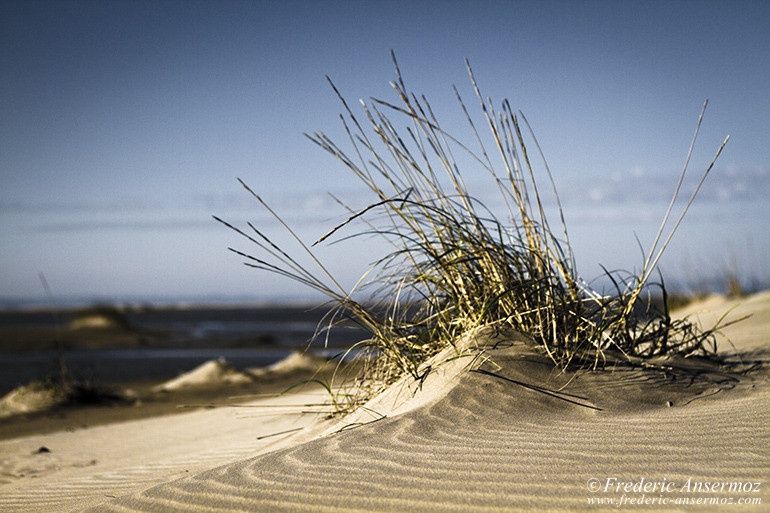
34,219,215,232
556,166,769,205
0,198,168,214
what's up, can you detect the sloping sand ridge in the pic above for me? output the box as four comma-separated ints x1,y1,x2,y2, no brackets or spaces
1,292,767,512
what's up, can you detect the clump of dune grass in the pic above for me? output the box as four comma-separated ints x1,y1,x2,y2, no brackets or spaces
217,53,731,413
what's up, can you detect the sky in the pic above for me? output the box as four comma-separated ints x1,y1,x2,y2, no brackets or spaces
1,0,768,305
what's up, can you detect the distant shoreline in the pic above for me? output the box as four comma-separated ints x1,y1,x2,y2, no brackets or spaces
0,304,366,396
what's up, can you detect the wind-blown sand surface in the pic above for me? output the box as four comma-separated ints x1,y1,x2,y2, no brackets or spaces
2,292,768,512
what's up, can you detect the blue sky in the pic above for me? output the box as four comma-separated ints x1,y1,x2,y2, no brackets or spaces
1,0,768,305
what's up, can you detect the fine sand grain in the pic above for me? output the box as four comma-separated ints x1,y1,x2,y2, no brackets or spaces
2,292,768,512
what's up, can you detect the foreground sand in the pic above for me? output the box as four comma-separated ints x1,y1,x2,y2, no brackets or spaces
2,292,768,512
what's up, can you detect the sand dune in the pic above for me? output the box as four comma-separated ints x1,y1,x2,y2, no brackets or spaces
152,358,256,391
95,293,769,512
2,293,768,512
112,381,765,512
151,351,331,392
0,383,67,419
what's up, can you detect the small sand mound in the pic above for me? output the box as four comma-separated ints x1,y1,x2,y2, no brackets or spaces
69,316,119,329
69,307,131,330
0,381,135,418
0,383,66,418
154,358,255,392
249,351,330,377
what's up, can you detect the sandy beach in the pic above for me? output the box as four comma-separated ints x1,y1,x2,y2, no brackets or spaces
4,3,769,512
1,292,768,512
